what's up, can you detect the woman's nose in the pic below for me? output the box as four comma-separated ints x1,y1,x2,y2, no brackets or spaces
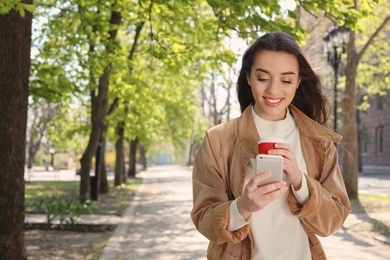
266,79,279,95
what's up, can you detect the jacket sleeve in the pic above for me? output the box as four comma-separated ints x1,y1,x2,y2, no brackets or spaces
190,132,250,245
287,141,351,237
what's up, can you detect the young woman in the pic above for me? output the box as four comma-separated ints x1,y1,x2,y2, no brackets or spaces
191,32,350,259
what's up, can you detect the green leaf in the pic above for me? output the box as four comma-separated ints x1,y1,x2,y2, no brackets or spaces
16,2,24,17
21,3,35,13
288,9,298,19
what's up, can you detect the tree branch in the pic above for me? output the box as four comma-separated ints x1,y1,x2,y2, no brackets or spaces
128,21,145,60
148,0,154,52
211,7,260,37
107,97,119,115
358,15,390,62
297,1,319,19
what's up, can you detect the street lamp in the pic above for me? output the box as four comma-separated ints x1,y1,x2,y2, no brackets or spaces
323,25,351,131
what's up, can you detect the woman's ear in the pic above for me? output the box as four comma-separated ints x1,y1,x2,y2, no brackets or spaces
246,74,252,87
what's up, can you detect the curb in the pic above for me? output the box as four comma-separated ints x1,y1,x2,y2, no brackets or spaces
373,234,390,245
24,214,122,225
99,180,145,260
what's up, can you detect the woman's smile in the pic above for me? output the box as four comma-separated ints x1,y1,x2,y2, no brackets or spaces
263,97,283,107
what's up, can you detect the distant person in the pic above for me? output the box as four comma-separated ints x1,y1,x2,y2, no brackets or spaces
191,32,350,259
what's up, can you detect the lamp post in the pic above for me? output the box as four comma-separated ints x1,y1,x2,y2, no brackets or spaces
323,25,351,131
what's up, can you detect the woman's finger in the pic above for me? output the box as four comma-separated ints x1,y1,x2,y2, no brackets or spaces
256,181,287,195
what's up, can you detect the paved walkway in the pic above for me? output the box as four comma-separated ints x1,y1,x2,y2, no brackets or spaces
100,165,208,260
99,165,390,260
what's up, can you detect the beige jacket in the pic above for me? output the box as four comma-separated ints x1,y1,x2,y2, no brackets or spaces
191,104,351,260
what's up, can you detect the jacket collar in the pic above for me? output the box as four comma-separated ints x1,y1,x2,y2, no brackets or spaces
288,105,342,144
237,103,342,155
237,104,260,156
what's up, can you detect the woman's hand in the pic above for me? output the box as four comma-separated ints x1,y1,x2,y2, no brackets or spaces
236,173,287,220
269,142,302,190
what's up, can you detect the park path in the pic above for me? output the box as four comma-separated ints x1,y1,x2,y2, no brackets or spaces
116,165,208,260
101,165,390,260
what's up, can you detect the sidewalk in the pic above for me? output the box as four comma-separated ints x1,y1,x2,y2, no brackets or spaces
98,165,390,260
100,165,208,260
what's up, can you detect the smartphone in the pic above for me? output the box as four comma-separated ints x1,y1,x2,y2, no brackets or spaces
255,154,284,186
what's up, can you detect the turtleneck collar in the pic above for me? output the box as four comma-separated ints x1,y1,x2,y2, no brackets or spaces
251,106,296,140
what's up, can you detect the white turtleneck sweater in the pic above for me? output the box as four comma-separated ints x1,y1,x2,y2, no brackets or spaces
227,107,311,260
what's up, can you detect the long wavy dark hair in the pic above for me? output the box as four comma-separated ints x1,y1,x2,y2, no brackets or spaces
236,32,329,125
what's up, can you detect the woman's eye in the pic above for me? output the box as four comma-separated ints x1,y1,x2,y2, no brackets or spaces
257,78,268,82
282,80,292,84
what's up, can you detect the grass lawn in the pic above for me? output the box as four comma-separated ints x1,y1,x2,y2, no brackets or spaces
351,193,390,213
25,178,142,260
25,178,142,216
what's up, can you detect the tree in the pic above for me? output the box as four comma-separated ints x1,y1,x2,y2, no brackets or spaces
26,100,55,168
31,0,126,201
29,0,371,201
297,0,387,200
341,0,390,199
0,1,33,259
28,44,88,168
112,21,144,185
114,120,126,184
78,7,122,202
356,1,390,107
356,0,390,172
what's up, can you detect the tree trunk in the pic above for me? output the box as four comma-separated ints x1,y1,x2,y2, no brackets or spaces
128,138,139,178
79,119,103,201
79,10,122,202
187,140,195,166
0,4,32,259
99,130,109,193
27,144,38,168
357,109,363,173
210,71,219,125
341,31,359,200
99,98,119,193
27,129,45,169
139,145,147,170
225,84,231,121
114,122,125,186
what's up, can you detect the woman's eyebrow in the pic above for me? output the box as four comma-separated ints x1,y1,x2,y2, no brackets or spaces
255,68,297,76
281,71,296,75
255,68,269,74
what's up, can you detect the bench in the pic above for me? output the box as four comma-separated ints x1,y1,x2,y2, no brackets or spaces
25,168,60,182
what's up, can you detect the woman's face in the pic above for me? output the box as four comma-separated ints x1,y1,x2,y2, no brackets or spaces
247,50,301,121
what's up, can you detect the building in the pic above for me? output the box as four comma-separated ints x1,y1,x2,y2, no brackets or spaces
358,93,390,174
